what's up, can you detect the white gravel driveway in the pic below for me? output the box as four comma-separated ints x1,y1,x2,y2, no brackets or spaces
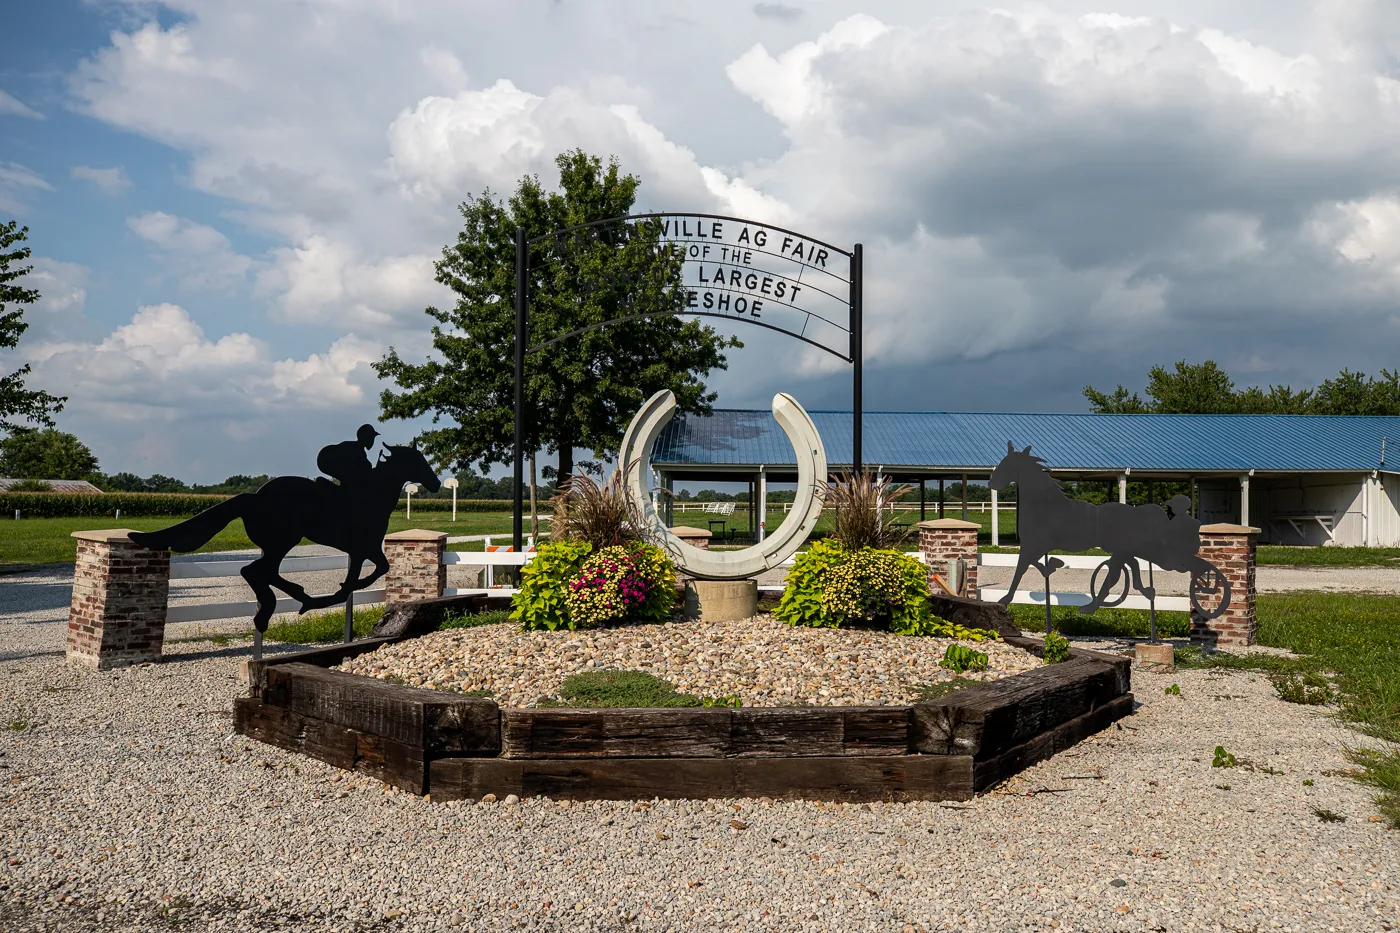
2,605,1398,932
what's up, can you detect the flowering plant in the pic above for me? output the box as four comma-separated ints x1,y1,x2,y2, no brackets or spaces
563,542,677,629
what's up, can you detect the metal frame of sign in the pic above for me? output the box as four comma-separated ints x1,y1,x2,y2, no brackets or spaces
511,212,863,549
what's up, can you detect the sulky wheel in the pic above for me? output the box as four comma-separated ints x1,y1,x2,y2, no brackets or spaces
1190,565,1233,620
1088,559,1131,610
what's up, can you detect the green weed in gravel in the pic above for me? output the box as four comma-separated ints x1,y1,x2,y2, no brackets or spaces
915,679,974,701
539,669,741,709
440,608,511,630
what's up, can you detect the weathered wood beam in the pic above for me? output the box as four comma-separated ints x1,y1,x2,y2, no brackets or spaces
429,754,974,803
260,662,500,755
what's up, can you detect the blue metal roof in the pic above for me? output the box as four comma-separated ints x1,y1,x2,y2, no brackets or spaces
651,410,1400,473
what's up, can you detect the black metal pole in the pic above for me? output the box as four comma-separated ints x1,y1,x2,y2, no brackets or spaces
850,243,863,475
513,227,527,551
344,554,355,644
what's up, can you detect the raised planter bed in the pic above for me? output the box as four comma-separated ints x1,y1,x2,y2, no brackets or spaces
233,601,1134,802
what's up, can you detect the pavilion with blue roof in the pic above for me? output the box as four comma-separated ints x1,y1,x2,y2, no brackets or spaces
649,410,1400,547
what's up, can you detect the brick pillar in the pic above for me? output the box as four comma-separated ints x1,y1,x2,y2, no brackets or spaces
1190,523,1258,648
383,530,447,604
67,530,170,670
916,518,980,599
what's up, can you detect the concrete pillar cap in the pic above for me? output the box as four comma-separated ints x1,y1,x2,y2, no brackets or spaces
668,526,712,538
71,529,141,542
916,518,980,530
384,529,449,541
1198,524,1261,535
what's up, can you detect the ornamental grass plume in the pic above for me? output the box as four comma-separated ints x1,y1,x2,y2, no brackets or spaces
824,471,915,551
550,463,650,550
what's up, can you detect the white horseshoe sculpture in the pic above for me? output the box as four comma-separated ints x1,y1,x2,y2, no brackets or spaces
619,390,827,580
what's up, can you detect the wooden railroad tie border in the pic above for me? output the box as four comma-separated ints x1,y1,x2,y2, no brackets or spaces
232,624,1136,801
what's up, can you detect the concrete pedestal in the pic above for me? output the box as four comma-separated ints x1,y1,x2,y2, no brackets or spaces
683,579,758,622
1134,642,1175,673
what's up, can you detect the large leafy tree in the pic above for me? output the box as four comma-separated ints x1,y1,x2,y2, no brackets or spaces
1,221,67,432
0,429,99,480
375,149,740,483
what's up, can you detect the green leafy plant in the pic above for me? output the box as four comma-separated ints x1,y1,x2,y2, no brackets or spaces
564,542,676,628
6,478,51,492
1212,745,1238,768
1043,631,1070,664
1215,784,1231,790
775,538,846,628
700,694,743,708
777,539,997,639
1303,779,1314,786
511,540,594,631
1164,683,1181,696
940,644,989,674
1271,670,1332,705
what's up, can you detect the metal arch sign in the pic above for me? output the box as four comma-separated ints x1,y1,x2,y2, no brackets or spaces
511,211,866,549
527,213,855,362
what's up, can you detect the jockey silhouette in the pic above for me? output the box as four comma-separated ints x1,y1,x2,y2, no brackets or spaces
317,424,379,496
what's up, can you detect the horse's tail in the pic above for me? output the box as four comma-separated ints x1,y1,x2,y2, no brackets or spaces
129,495,251,553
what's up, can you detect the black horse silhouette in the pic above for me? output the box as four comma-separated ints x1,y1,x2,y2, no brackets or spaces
130,444,441,632
989,442,1229,618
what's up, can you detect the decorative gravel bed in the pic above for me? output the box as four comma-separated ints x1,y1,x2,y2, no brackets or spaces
334,614,1041,707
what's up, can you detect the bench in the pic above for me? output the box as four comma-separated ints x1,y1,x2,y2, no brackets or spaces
702,501,736,537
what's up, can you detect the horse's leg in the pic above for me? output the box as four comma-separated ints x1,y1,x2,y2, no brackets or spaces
240,556,282,633
356,550,391,590
999,552,1035,606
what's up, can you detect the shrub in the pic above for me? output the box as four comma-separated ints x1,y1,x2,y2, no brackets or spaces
564,543,677,629
1212,745,1238,768
940,644,989,674
824,472,913,550
550,467,647,549
6,479,51,492
1043,631,1070,664
776,539,997,640
511,540,594,631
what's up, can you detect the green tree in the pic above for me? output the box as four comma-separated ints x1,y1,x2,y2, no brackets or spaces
1311,369,1400,416
375,149,740,488
0,429,99,480
1,221,67,432
1085,360,1241,414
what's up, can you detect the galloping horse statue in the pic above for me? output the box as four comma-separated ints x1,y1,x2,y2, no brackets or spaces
989,442,1229,617
130,442,441,633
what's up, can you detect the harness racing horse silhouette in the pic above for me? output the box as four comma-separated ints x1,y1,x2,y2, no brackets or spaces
130,444,441,633
989,442,1230,619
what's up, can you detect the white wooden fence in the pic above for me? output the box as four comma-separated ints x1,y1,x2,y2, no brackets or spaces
164,536,1187,626
977,552,1191,611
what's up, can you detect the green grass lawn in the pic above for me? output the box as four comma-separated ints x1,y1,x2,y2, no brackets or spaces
1014,592,1400,826
0,512,529,567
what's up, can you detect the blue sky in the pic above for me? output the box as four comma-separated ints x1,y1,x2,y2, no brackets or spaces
3,1,1400,483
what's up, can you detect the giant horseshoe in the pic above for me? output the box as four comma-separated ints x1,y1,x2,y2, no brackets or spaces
619,390,827,580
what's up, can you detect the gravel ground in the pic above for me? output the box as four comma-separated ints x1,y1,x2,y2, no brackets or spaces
4,610,1399,933
335,616,1037,706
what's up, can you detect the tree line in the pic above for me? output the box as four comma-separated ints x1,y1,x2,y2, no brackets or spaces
1084,360,1400,415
